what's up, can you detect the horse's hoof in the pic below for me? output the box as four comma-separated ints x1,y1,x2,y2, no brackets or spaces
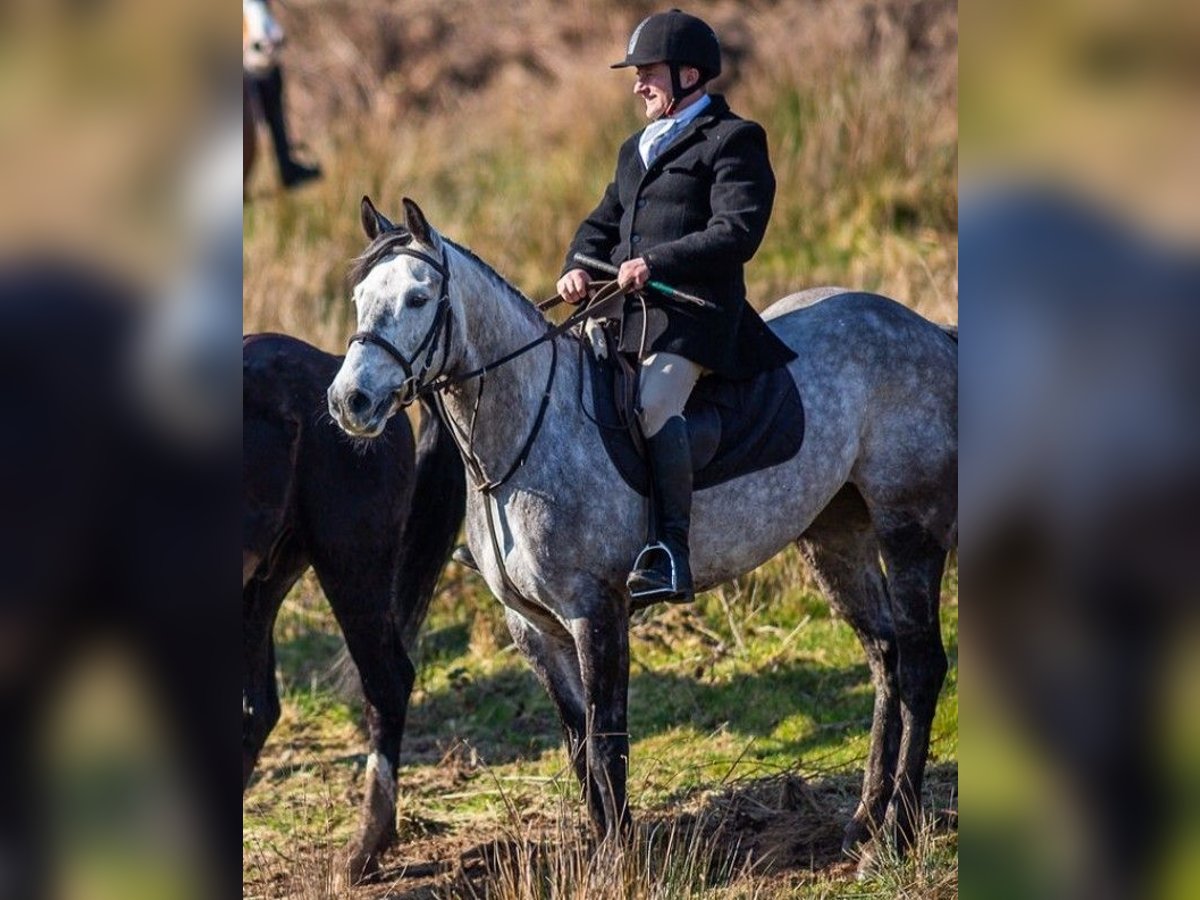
841,816,873,856
342,845,381,886
854,849,883,883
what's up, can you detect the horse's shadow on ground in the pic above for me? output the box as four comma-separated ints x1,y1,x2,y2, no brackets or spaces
270,605,956,773
400,641,885,766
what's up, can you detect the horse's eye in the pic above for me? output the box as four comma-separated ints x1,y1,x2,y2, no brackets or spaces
406,293,429,309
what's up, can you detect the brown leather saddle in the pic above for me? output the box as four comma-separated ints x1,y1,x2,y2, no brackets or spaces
581,324,804,496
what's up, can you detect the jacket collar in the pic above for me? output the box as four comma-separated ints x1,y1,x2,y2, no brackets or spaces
641,94,730,172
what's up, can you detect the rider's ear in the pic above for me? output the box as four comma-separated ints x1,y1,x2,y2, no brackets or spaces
401,198,435,247
360,195,395,240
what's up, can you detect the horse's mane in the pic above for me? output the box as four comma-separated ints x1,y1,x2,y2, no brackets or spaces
444,238,547,330
349,228,547,331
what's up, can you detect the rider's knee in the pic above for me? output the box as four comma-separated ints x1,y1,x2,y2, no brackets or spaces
637,400,674,438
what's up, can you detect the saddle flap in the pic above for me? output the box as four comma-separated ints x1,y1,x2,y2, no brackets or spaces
587,345,804,497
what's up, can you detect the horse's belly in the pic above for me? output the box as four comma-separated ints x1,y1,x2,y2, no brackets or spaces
689,440,852,588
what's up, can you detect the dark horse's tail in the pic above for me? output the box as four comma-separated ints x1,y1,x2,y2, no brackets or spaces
391,397,466,649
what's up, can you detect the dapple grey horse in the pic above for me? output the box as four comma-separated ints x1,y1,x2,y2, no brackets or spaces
328,197,957,867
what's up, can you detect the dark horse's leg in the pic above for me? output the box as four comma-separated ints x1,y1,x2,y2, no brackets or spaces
796,485,901,856
872,511,949,851
321,401,464,883
242,551,306,790
321,572,415,882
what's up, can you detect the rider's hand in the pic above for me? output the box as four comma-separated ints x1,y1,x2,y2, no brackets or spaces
557,268,592,305
618,258,651,293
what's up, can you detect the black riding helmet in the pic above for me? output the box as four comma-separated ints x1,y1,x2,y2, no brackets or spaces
611,9,721,117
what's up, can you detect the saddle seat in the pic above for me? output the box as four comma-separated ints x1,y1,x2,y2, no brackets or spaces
583,325,804,496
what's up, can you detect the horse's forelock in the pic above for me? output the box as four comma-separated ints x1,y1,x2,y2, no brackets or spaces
349,231,546,331
348,229,414,288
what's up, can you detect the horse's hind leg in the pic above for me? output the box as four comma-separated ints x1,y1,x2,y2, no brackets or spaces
243,556,304,790
796,486,901,856
872,512,949,850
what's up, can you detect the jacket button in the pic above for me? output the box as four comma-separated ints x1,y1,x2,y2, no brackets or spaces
631,234,641,244
636,199,647,208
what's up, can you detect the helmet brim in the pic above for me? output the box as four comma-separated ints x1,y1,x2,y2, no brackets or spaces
610,54,664,69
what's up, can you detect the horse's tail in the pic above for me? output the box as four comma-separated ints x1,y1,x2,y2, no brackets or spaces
391,397,467,649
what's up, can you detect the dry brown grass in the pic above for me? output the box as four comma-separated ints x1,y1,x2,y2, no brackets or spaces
244,0,957,348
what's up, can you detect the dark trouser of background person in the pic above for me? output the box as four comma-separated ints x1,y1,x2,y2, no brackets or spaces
245,67,320,190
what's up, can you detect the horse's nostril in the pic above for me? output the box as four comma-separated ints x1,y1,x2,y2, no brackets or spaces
346,389,372,418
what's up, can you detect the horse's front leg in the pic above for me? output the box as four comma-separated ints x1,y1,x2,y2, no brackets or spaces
572,594,632,840
506,610,610,835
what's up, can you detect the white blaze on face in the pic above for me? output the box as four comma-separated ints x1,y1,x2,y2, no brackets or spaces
243,0,284,75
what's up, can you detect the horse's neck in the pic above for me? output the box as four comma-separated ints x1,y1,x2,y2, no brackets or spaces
440,247,572,486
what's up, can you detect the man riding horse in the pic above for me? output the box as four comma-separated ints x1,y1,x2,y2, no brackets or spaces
558,9,795,604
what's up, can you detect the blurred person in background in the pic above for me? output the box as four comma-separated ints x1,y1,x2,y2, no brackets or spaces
243,0,320,190
556,9,796,606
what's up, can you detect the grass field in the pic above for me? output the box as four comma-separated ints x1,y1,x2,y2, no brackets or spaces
243,2,957,896
243,554,958,899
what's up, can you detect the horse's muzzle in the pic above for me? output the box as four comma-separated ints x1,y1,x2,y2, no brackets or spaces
328,383,392,438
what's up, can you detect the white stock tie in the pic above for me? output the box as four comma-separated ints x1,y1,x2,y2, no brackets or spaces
641,119,677,167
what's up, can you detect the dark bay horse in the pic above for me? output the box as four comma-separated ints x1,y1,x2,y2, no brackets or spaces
243,333,465,880
328,198,957,870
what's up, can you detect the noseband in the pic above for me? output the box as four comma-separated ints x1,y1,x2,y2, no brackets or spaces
347,246,453,397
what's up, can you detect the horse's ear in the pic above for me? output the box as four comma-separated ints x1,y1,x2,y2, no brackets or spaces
401,198,434,246
360,195,395,241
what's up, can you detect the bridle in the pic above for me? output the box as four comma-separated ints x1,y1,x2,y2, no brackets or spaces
347,245,454,402
345,242,625,622
346,243,620,490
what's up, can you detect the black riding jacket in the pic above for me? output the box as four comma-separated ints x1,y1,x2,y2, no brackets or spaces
562,94,796,379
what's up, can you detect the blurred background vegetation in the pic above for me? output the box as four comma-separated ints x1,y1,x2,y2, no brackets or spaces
243,0,957,347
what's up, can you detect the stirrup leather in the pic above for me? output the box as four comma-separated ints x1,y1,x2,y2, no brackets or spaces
628,541,681,598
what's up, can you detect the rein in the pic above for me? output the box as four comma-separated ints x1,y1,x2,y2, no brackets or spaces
345,243,625,627
347,244,624,492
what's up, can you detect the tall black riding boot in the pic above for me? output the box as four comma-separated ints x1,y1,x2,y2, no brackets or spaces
627,416,694,604
254,67,321,189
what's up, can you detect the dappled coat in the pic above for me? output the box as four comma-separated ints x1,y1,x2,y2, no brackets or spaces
563,94,797,379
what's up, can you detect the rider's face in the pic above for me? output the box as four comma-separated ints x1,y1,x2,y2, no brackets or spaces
633,63,699,119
